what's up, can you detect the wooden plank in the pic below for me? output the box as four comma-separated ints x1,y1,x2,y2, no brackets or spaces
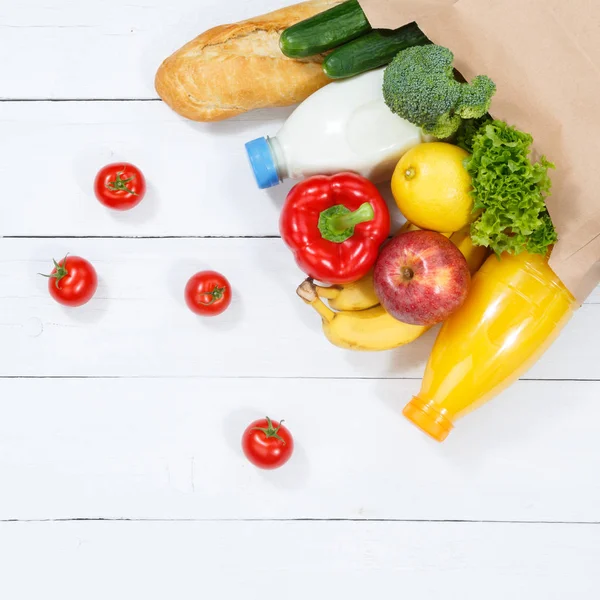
0,102,403,238
0,377,599,521
0,101,293,237
1,238,598,379
0,0,289,99
0,521,597,599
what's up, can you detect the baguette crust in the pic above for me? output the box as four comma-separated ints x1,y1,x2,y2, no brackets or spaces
155,0,342,121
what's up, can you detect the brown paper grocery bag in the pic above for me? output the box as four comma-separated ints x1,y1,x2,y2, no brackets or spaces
360,0,600,303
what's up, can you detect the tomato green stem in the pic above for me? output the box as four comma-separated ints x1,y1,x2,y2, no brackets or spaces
39,254,69,289
197,285,227,306
251,416,286,444
107,169,138,195
318,202,375,243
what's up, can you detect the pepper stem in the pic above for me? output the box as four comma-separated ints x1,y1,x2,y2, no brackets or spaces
318,202,375,243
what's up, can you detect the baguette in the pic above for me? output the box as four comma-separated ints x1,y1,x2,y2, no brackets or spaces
155,0,342,122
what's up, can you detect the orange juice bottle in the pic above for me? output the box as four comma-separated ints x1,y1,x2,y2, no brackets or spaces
403,251,577,442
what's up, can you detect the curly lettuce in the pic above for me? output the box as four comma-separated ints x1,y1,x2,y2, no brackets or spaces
465,120,557,256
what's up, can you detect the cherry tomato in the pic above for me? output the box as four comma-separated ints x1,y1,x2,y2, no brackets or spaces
241,417,294,470
184,270,232,316
42,255,98,307
94,162,146,210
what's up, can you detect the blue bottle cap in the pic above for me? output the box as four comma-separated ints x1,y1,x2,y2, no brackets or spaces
245,137,281,189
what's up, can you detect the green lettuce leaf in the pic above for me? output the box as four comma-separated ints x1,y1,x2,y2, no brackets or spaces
465,120,557,256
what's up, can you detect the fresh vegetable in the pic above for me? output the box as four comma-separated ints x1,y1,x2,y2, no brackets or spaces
280,0,370,58
94,163,146,211
41,255,98,307
241,417,294,470
184,271,232,316
391,142,473,232
383,45,496,139
455,115,493,153
466,120,557,255
280,173,390,285
374,230,471,327
323,23,430,79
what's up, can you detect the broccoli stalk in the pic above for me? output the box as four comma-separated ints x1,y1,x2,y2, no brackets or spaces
383,45,496,139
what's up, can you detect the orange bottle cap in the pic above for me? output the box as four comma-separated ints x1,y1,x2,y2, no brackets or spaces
403,396,454,443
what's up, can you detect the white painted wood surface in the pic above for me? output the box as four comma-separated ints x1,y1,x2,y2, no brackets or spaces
1,0,599,596
1,377,599,522
0,0,287,99
1,521,598,599
2,238,598,378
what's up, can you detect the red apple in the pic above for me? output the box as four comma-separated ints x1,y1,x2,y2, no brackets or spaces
374,230,470,326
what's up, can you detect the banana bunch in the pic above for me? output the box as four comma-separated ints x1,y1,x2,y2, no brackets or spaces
296,224,489,351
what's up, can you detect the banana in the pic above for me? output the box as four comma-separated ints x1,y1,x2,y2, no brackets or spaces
313,271,379,311
297,280,428,351
448,225,490,275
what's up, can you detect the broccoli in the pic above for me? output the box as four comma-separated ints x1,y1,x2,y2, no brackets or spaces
383,45,496,139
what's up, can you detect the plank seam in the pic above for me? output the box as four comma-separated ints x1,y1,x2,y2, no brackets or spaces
0,517,598,525
0,375,599,382
1,235,281,240
0,98,161,102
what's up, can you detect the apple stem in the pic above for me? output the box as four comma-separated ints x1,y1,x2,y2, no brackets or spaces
402,267,414,281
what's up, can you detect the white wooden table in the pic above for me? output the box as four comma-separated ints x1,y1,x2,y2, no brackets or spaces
1,1,599,597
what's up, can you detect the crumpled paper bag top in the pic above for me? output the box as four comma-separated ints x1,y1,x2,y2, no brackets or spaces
360,0,600,303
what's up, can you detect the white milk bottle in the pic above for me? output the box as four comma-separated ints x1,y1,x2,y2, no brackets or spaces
245,68,423,189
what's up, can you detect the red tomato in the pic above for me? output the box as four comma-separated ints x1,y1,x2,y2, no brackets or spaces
43,255,98,307
184,271,232,316
241,417,294,470
94,163,146,210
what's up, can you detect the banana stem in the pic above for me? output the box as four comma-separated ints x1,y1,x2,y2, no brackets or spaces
313,284,341,301
297,279,336,324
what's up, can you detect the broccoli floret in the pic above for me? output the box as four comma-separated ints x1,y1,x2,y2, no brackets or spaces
383,45,496,139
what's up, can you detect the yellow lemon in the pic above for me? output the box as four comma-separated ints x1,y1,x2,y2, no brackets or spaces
391,142,473,233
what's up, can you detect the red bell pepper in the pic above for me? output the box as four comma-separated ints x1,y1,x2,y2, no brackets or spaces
280,173,390,284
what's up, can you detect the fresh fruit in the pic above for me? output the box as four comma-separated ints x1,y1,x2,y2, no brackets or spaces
300,226,487,351
313,271,379,311
94,163,146,211
184,271,232,316
41,255,98,307
374,230,470,327
391,143,473,232
242,417,294,470
313,222,448,311
447,225,489,275
298,279,428,351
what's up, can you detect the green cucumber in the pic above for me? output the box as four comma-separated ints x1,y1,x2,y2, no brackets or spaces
279,0,371,58
323,23,431,79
